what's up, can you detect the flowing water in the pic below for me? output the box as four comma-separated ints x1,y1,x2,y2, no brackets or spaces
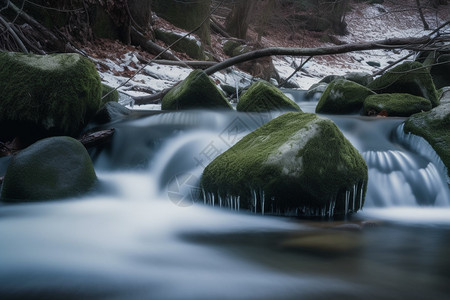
0,90,449,299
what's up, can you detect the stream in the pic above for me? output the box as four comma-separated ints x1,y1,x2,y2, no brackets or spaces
0,90,449,299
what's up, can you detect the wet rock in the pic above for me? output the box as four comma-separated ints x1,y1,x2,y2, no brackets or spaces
316,79,375,114
364,93,432,117
201,112,368,217
368,61,439,107
161,70,232,110
0,52,101,141
306,82,328,100
236,81,302,113
93,102,131,124
404,103,450,177
1,136,97,202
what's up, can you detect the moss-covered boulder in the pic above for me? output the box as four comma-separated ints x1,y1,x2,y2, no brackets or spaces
363,93,432,117
368,61,439,107
316,79,375,114
155,29,204,60
201,112,368,217
1,136,97,202
236,81,302,113
0,52,101,141
404,103,450,177
161,70,232,110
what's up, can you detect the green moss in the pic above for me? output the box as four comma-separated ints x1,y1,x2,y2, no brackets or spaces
316,79,375,114
161,70,232,110
1,136,97,202
364,93,432,117
236,81,302,113
155,29,204,60
404,103,450,177
0,52,101,138
152,0,211,45
368,61,439,107
223,40,241,56
201,112,368,216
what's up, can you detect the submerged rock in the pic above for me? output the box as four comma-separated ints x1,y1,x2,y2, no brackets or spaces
368,61,439,107
1,136,97,202
201,112,368,217
316,79,375,114
0,52,101,141
236,81,302,113
364,93,432,117
161,70,232,110
404,103,450,177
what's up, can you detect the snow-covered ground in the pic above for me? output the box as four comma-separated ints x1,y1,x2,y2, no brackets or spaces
94,2,449,110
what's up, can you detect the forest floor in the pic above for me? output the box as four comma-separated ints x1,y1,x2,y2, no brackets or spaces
81,1,450,108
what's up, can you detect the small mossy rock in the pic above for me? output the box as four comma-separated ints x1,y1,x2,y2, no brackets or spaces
306,82,328,99
93,101,131,124
0,52,101,139
155,29,204,60
316,79,375,114
223,40,242,56
1,136,97,202
237,81,302,113
161,70,232,110
201,112,368,217
344,72,373,86
368,61,439,107
101,84,119,106
364,93,432,117
404,103,450,177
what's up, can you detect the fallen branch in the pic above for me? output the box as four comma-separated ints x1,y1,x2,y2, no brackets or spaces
130,26,179,61
204,36,432,75
133,35,438,105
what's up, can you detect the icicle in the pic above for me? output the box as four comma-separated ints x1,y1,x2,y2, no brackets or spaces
260,188,265,215
252,189,257,213
344,191,350,215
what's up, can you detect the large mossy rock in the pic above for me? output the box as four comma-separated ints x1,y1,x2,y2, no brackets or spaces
201,112,368,217
368,61,439,107
161,70,232,110
236,81,302,113
403,103,450,177
1,136,97,202
0,52,101,140
316,79,375,114
363,93,432,117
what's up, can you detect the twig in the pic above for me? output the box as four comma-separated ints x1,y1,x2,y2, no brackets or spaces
278,56,312,88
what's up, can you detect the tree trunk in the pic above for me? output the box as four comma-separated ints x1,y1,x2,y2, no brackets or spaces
225,0,256,40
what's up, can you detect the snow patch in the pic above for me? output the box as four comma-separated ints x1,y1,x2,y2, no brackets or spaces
265,118,322,177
